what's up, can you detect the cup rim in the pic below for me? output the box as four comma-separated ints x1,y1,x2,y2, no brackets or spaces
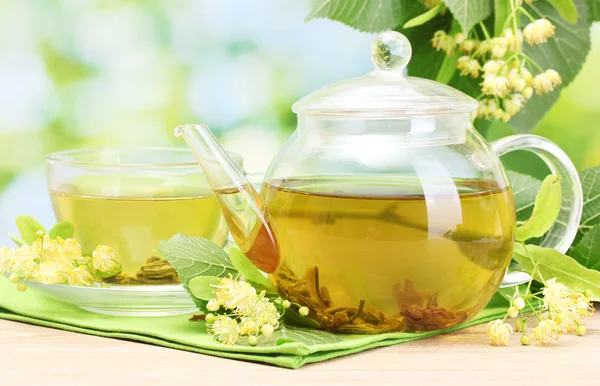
46,147,242,168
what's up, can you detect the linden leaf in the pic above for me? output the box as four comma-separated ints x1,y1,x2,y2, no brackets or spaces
7,233,25,247
158,235,238,310
443,0,493,33
403,4,443,28
588,0,600,21
576,166,600,242
16,215,45,244
516,175,562,242
188,276,221,301
494,0,511,35
48,221,75,240
548,0,579,23
507,171,543,223
283,309,321,329
228,248,275,293
570,224,600,271
513,243,600,301
306,0,422,32
96,261,122,279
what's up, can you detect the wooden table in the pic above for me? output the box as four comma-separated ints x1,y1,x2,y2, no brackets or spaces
1,314,599,385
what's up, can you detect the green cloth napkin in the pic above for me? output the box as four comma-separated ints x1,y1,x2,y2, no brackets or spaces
0,277,508,369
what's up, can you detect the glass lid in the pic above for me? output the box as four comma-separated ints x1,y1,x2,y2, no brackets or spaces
292,31,478,117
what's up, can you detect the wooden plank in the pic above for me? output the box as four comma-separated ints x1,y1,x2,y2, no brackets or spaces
0,313,599,385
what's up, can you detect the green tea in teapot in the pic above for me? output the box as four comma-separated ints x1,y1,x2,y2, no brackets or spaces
220,177,515,333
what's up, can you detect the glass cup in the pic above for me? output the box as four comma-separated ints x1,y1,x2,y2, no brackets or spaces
46,148,243,285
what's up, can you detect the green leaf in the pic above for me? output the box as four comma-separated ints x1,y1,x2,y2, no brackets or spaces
509,0,591,133
228,248,275,292
513,243,600,301
588,0,600,21
255,325,342,346
48,221,75,240
444,0,493,33
516,175,562,242
403,4,442,28
577,166,600,242
7,233,25,247
16,215,45,244
96,261,122,279
571,224,600,271
159,235,238,309
283,309,321,329
494,0,511,35
306,0,423,32
188,276,221,300
507,171,543,222
548,0,579,23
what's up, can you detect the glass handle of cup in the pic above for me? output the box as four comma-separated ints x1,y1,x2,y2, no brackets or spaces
490,134,584,287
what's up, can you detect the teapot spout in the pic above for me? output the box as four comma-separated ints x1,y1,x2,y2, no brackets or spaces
175,124,280,273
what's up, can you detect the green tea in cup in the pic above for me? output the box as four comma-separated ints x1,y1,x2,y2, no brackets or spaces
46,149,240,285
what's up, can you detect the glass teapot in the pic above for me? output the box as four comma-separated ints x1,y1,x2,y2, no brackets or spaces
175,31,583,333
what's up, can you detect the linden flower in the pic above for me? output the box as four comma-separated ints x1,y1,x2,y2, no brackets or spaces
92,245,117,273
481,75,510,97
66,266,94,286
0,246,12,273
504,94,526,116
477,99,499,120
458,39,477,54
531,319,562,345
431,30,456,56
33,261,64,285
214,276,257,314
490,37,508,59
482,60,505,76
543,278,570,311
457,56,481,78
239,317,259,336
502,29,523,52
58,238,83,262
487,319,512,346
32,236,60,260
523,19,556,45
9,246,37,275
208,316,240,345
250,297,281,329
533,69,562,94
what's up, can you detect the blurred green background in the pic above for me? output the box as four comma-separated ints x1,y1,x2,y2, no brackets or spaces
0,0,599,243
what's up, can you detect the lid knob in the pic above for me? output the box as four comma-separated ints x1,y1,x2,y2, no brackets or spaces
371,31,412,71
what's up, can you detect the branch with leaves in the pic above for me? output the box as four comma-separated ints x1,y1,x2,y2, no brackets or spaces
306,0,597,133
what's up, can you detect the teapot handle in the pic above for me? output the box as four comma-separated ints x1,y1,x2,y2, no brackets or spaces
490,134,583,286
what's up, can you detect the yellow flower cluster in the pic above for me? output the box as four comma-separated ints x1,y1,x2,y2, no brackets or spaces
487,278,594,346
205,275,283,345
431,4,561,123
0,235,118,290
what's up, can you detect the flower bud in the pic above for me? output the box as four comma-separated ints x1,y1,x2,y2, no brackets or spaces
299,306,310,317
9,273,20,283
520,335,531,346
507,306,519,318
247,336,258,346
282,300,291,309
260,324,274,337
513,297,526,310
205,313,216,324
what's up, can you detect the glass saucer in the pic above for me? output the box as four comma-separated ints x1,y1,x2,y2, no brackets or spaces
24,279,197,317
